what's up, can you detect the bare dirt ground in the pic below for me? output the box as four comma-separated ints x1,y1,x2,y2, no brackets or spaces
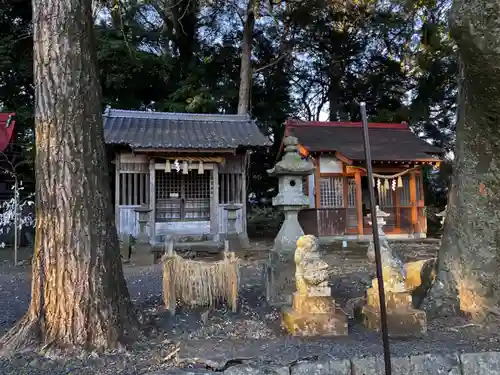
0,240,499,375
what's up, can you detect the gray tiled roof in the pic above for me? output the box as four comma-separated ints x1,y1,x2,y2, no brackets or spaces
287,121,443,161
103,109,271,149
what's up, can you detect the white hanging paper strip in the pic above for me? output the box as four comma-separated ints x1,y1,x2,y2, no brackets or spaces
182,161,189,174
376,178,381,190
391,179,396,191
174,159,181,172
397,176,403,188
165,160,171,173
198,161,204,174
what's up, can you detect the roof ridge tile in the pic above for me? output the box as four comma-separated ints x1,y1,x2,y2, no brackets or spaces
104,108,251,122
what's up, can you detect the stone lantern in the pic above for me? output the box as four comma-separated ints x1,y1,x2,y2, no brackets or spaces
265,136,314,305
223,203,249,251
134,205,152,252
366,206,391,264
267,136,314,253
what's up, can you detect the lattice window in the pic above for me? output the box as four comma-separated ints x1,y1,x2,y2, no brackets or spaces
319,176,344,208
398,175,411,205
155,170,210,221
347,177,356,208
219,173,243,204
119,172,149,206
378,180,394,206
415,174,422,201
346,177,357,228
184,171,210,219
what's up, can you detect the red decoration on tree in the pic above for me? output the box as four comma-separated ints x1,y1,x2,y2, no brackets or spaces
0,113,16,153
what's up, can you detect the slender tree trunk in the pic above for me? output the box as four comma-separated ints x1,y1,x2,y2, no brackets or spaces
423,0,500,321
0,0,136,355
328,88,339,122
237,0,256,115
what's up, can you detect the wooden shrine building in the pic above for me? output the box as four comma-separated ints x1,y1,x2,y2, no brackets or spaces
104,108,270,244
282,119,443,240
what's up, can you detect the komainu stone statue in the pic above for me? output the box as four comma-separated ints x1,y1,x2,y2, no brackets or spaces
363,207,427,337
294,235,330,295
281,235,348,336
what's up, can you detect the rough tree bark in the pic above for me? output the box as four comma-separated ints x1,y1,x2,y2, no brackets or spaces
422,0,500,320
0,0,136,355
237,0,256,115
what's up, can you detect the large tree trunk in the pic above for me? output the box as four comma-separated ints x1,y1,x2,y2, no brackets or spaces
0,0,136,355
423,0,500,321
237,0,256,115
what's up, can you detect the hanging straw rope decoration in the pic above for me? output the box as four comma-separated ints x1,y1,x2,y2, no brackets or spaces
162,252,239,315
352,166,421,190
350,165,420,179
161,156,226,164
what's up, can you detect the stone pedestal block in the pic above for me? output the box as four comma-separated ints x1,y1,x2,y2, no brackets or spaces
282,292,348,336
362,305,427,337
282,306,348,337
362,277,427,336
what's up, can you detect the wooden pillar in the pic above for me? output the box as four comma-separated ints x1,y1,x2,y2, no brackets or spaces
114,157,120,233
354,171,363,235
342,176,348,207
342,175,349,235
418,171,424,204
394,181,401,231
211,163,219,239
409,171,417,234
149,158,156,244
314,156,321,208
418,171,426,234
241,154,248,236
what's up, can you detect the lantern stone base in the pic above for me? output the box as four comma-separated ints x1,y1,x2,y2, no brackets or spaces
224,232,250,253
135,242,151,254
281,292,348,336
266,251,295,305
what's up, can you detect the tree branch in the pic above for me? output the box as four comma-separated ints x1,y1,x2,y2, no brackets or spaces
253,52,289,73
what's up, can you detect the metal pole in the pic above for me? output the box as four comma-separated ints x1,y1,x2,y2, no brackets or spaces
13,178,18,266
359,102,392,375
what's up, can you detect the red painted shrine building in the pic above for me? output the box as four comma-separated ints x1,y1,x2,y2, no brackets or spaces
281,119,443,240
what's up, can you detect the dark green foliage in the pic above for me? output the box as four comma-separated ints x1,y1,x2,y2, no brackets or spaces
0,0,455,201
0,0,34,185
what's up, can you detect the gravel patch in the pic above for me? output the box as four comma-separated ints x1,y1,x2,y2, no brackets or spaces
0,241,499,374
